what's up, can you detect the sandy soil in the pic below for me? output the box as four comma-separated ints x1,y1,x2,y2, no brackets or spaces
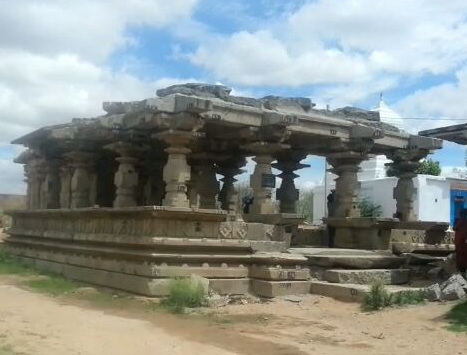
0,276,466,355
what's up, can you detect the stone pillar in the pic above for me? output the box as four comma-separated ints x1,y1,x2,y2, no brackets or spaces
155,130,193,208
65,151,95,208
191,153,220,209
28,158,45,210
387,155,421,221
42,159,61,209
23,163,32,210
59,163,73,209
142,157,165,206
243,142,286,215
327,153,366,218
218,157,246,213
105,142,143,208
273,151,309,213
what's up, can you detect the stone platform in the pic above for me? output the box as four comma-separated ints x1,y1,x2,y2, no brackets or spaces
4,207,309,297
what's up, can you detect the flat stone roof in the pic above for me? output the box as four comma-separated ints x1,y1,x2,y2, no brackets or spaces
419,123,467,145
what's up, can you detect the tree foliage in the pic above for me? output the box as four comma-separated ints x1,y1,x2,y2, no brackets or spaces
386,159,441,177
297,189,313,222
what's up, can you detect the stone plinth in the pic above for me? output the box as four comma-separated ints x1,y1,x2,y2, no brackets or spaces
5,207,309,297
324,217,399,250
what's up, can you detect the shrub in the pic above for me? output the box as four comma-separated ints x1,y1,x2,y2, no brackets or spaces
362,280,392,311
162,278,207,313
358,198,383,218
362,281,426,311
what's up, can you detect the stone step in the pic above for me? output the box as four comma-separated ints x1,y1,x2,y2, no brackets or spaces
324,269,409,285
249,265,309,281
289,247,387,256
305,255,405,269
310,281,423,303
251,279,311,298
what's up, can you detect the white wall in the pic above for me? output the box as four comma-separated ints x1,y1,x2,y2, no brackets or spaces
312,174,452,224
415,175,450,223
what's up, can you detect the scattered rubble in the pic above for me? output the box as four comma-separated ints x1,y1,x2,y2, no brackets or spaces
425,274,467,302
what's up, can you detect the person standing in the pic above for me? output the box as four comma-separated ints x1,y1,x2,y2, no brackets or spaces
453,209,467,273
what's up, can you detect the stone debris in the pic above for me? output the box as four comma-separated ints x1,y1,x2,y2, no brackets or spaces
425,274,467,302
205,292,230,308
425,284,442,302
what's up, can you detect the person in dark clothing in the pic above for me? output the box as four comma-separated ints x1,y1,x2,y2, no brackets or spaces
454,209,467,273
242,195,254,214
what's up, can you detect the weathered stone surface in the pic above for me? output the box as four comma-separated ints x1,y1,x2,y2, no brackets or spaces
440,283,466,301
441,274,467,290
250,280,311,298
305,255,404,269
425,284,441,301
310,281,425,303
324,269,409,285
403,253,442,265
249,265,310,281
209,278,250,295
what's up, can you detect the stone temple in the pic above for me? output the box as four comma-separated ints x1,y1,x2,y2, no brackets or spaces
3,83,448,299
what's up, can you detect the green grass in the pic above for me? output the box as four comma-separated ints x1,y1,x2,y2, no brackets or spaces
161,278,207,313
0,250,35,275
24,277,78,296
362,281,426,311
445,300,467,332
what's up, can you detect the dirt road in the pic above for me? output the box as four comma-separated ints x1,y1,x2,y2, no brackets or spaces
0,277,466,355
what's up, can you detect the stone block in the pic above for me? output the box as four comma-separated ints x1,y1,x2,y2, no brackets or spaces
250,279,311,298
209,278,250,295
440,283,466,301
249,265,309,281
425,284,441,301
324,269,409,285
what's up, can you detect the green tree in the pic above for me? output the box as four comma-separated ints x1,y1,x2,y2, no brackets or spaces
386,159,441,177
296,189,313,222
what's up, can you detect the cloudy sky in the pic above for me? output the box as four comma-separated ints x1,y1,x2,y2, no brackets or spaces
2,0,467,194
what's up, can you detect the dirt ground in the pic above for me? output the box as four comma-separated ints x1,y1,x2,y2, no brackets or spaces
0,278,465,355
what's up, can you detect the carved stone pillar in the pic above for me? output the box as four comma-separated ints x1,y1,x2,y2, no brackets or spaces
218,157,246,213
142,157,165,206
387,150,425,222
65,151,95,208
273,151,309,213
327,153,366,218
155,130,193,208
243,142,286,215
191,153,220,209
59,163,73,209
28,158,45,210
42,159,61,209
105,142,143,208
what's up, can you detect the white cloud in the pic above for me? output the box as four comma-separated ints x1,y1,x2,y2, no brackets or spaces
0,0,201,194
0,0,199,62
188,0,467,98
396,66,467,132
